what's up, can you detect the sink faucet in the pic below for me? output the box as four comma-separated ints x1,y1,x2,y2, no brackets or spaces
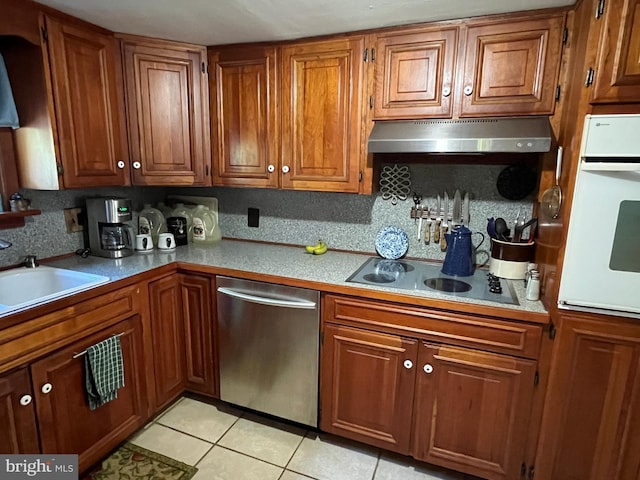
22,255,39,268
0,239,11,249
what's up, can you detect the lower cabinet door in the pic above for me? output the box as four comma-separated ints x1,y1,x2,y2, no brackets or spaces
31,316,148,473
0,368,40,453
180,273,217,397
320,324,417,454
149,274,186,409
412,342,536,480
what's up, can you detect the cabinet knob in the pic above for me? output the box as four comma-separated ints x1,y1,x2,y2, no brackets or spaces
132,161,142,169
117,160,125,169
19,394,32,406
423,363,434,374
282,165,290,174
267,164,275,173
403,359,413,369
463,86,473,96
442,86,451,97
41,383,53,394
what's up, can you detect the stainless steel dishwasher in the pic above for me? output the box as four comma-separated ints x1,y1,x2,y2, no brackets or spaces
216,276,320,427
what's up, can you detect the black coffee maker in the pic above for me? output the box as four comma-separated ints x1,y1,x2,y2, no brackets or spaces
86,197,135,258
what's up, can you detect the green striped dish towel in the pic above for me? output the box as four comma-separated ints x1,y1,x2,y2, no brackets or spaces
84,335,125,411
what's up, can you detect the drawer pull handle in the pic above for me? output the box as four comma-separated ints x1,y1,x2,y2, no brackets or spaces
41,383,53,394
423,363,434,374
403,359,413,369
20,395,32,406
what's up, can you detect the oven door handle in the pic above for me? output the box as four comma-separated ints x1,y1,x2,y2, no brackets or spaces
217,287,317,309
581,161,640,172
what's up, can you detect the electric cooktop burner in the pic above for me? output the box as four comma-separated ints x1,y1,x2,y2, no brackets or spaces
347,257,518,305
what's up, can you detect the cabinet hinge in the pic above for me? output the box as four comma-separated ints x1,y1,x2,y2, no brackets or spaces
555,85,561,102
596,0,606,19
359,170,363,182
56,163,64,176
371,47,375,62
205,165,210,176
369,95,373,109
562,28,568,45
521,463,527,478
40,25,48,43
528,465,535,480
549,320,557,340
585,67,595,87
364,48,369,62
534,371,539,386
201,62,207,74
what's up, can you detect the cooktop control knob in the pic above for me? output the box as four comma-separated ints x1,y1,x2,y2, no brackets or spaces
487,273,503,294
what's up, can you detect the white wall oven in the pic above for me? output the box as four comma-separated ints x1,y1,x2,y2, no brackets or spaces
559,114,640,318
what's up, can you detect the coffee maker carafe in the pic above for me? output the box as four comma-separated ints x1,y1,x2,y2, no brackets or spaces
86,197,135,258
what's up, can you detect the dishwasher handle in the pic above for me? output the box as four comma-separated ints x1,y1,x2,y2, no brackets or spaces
217,287,317,309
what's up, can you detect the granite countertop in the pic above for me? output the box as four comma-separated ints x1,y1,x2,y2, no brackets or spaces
45,240,547,319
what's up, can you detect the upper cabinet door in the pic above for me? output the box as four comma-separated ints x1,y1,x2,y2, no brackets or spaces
374,26,458,119
122,38,210,186
210,46,279,188
591,0,640,103
281,37,364,192
44,16,128,188
460,14,565,117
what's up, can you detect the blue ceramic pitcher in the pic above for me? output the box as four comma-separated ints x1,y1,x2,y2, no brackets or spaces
441,225,485,277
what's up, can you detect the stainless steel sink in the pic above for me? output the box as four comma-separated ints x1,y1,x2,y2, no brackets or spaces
0,266,110,316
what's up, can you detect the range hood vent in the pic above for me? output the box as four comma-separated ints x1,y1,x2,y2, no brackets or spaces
368,116,552,154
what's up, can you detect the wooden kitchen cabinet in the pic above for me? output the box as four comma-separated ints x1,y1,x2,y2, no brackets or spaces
534,312,640,480
209,45,279,188
31,316,148,473
320,324,417,454
321,294,542,478
459,13,565,117
180,273,217,397
373,26,459,119
590,0,640,103
148,274,187,409
42,15,129,188
121,36,211,186
412,343,537,480
281,37,364,192
0,368,40,454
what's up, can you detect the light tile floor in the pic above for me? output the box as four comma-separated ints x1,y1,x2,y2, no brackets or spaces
127,396,482,480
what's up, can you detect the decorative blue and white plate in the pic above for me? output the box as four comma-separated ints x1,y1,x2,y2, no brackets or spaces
375,226,409,260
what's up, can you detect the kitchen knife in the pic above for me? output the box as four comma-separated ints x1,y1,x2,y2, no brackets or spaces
434,195,441,243
453,190,461,226
462,192,470,226
424,208,431,244
441,192,449,251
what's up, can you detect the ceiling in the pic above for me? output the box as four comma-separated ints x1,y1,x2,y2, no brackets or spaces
34,0,576,46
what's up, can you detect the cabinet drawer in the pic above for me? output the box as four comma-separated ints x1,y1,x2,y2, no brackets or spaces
323,295,542,359
0,284,143,374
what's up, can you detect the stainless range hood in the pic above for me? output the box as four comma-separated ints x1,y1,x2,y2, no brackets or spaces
368,116,552,154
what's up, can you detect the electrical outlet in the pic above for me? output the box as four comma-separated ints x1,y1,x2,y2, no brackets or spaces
63,207,83,233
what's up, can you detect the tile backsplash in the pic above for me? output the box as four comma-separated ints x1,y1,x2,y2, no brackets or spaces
0,164,534,268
